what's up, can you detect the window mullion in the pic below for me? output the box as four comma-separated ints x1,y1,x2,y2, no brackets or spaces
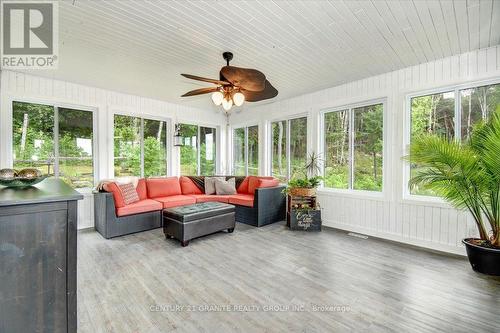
197,126,201,176
245,127,249,176
349,108,354,190
140,118,145,177
53,106,59,177
455,88,461,143
286,120,291,180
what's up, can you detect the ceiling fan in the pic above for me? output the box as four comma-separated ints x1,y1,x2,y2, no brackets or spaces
180,52,278,112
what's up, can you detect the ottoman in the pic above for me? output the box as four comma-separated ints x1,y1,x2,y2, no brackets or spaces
163,202,235,247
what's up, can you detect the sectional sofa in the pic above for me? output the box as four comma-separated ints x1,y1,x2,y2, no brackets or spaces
94,176,286,239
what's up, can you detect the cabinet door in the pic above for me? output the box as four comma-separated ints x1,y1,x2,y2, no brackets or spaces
0,205,68,333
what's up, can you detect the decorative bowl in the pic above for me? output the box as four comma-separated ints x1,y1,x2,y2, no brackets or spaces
0,168,47,188
0,175,48,188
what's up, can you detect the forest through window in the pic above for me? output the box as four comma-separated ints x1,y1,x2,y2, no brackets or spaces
323,103,383,192
233,125,258,176
271,117,307,181
179,124,216,176
409,83,500,196
114,115,167,178
12,101,94,188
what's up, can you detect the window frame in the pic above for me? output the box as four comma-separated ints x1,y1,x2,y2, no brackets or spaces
319,98,386,197
403,77,500,202
269,113,308,181
10,98,99,189
177,121,219,176
113,111,171,178
232,124,259,176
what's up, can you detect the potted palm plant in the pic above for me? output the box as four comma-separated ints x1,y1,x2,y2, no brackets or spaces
406,110,500,276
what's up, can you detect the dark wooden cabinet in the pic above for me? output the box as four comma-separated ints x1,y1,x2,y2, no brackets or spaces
0,179,82,333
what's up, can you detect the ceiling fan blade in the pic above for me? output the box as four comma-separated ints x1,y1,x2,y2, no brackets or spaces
181,73,230,86
242,80,278,102
181,87,219,97
220,66,266,92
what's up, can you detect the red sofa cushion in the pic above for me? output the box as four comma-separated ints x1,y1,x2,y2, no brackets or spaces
103,182,126,208
116,199,162,217
188,194,230,203
153,195,196,208
237,177,249,194
146,177,181,198
248,176,278,194
228,194,254,207
136,178,148,200
179,176,203,194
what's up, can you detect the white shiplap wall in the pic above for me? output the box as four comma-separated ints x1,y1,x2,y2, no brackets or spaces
230,45,500,255
0,70,227,229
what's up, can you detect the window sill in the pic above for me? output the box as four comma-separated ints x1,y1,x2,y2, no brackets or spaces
317,188,385,200
400,194,453,208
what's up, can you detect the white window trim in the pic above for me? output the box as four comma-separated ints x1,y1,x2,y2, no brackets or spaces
112,111,171,178
403,77,500,203
231,124,259,176
175,122,219,176
8,97,99,190
269,113,308,181
319,98,386,197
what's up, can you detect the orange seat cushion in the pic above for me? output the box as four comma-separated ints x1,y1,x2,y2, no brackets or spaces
248,176,278,194
179,176,203,194
146,177,182,198
188,194,230,203
228,194,254,207
153,195,196,208
116,199,162,217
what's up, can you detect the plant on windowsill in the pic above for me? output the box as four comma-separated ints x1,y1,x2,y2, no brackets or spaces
405,108,500,276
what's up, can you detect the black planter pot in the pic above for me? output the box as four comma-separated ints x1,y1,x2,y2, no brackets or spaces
462,238,500,276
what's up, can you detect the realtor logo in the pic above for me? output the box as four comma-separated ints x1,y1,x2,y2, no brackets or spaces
1,1,58,69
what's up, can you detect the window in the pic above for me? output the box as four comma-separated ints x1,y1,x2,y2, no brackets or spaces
12,101,95,188
271,117,307,181
232,125,259,176
408,82,500,196
179,124,217,175
323,102,383,192
461,84,500,141
113,114,168,178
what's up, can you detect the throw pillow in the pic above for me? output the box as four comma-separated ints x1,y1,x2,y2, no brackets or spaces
205,176,225,195
215,178,237,195
118,183,140,205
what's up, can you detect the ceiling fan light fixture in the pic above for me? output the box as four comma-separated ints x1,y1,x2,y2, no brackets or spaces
233,91,245,106
211,91,224,105
222,97,233,111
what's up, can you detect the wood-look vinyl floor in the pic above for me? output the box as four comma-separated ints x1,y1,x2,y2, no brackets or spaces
77,222,500,333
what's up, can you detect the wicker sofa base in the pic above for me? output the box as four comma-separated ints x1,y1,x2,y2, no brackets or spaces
94,192,162,239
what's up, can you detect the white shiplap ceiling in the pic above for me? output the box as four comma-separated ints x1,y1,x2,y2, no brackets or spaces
23,0,500,110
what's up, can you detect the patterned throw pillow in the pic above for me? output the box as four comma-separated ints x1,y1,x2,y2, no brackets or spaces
118,183,140,205
215,178,237,195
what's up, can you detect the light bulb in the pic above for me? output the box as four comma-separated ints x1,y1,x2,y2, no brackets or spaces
233,92,245,106
211,91,224,105
222,98,233,111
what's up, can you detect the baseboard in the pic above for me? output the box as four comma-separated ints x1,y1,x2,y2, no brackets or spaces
323,219,467,257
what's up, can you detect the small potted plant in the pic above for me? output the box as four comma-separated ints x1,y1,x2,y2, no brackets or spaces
406,110,500,275
285,152,324,196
